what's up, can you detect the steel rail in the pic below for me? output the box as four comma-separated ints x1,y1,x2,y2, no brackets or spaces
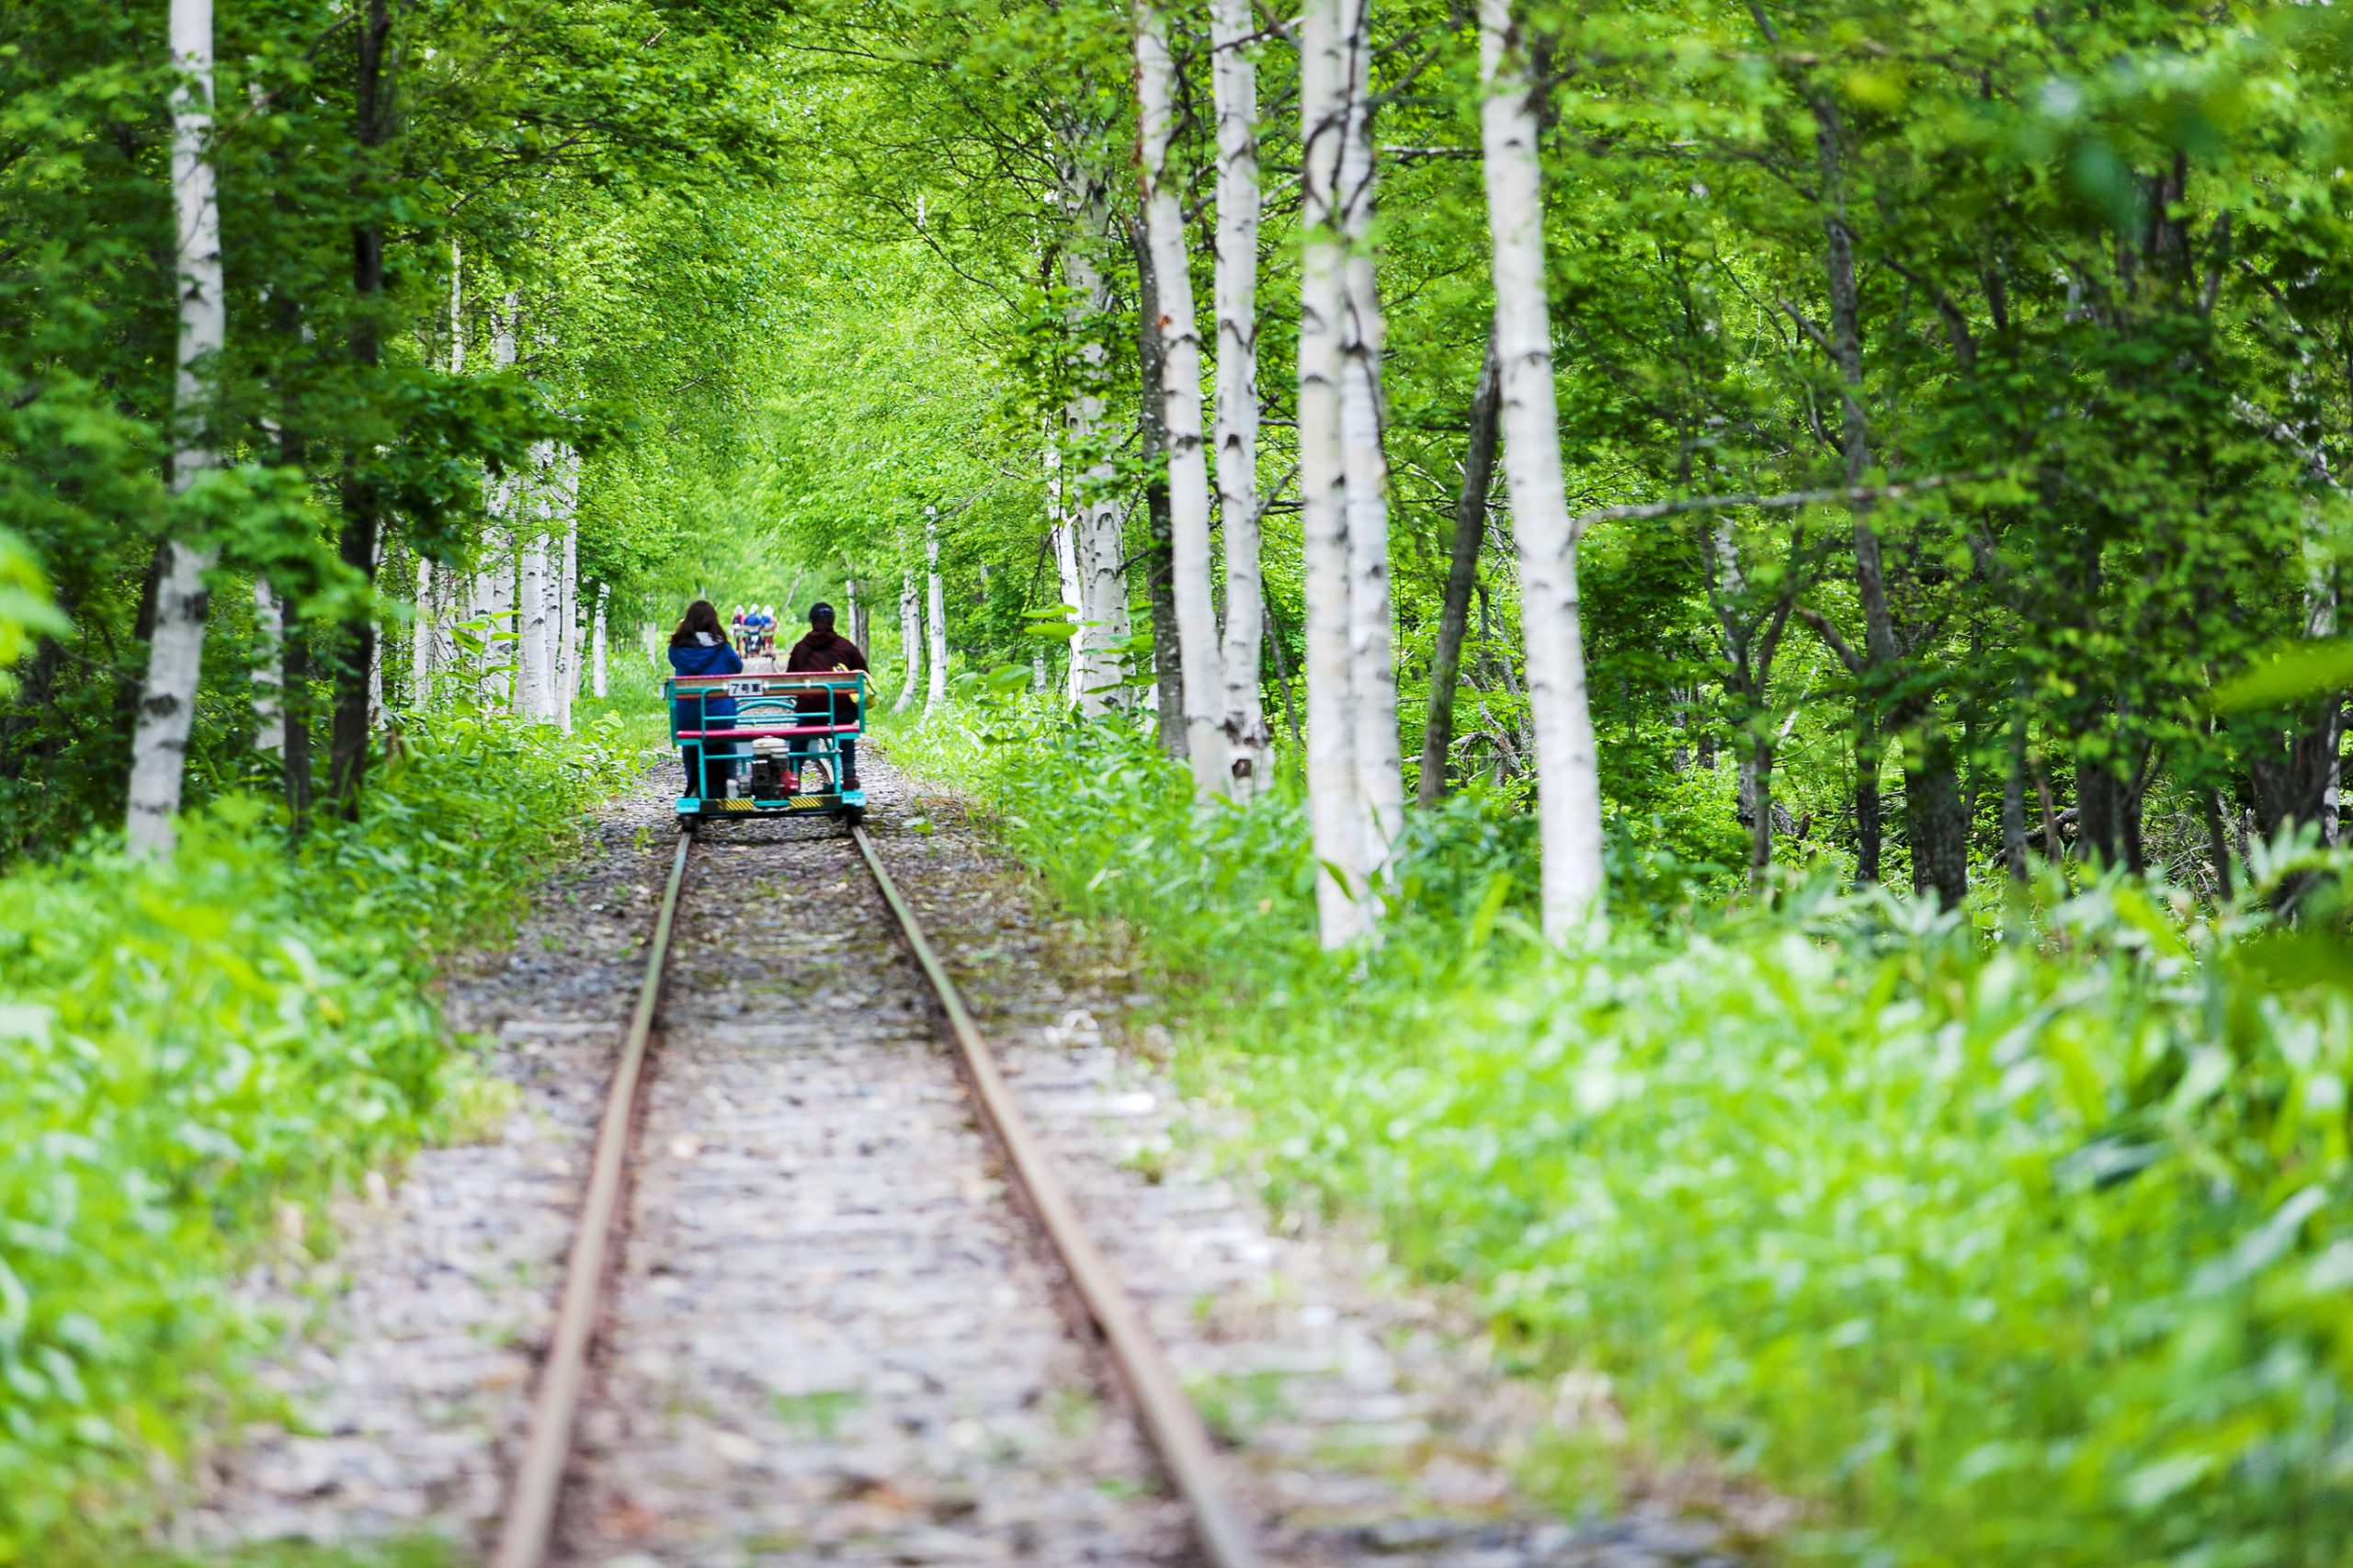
849,824,1263,1568
491,828,693,1568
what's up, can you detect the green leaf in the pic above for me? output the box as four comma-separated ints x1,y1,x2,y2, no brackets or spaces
2211,638,2353,711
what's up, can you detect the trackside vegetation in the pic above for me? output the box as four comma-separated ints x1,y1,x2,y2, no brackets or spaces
889,706,2353,1568
0,713,637,1563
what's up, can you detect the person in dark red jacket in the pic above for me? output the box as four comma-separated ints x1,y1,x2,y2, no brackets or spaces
785,602,867,790
668,599,743,799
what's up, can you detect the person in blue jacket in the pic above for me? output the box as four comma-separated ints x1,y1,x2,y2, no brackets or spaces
668,599,743,799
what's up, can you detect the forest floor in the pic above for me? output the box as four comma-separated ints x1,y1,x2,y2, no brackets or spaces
158,755,1749,1567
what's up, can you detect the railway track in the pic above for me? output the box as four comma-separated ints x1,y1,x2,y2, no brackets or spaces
488,808,1261,1568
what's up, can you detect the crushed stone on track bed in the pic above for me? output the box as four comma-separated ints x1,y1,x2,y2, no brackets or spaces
165,754,1749,1568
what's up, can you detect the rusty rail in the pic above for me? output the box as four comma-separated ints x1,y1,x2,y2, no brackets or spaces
490,818,1259,1568
850,824,1262,1568
490,827,691,1568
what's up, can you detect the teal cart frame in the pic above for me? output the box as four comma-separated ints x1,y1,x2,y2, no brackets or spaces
666,670,867,829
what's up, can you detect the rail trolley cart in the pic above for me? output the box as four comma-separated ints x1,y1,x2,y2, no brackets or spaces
666,669,868,830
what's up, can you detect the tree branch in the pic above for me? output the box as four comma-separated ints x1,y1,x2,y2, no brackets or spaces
1796,606,1864,674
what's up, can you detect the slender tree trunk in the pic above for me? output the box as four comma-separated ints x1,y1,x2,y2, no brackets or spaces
1058,147,1132,714
282,620,313,835
476,300,519,708
1336,0,1404,872
367,532,386,724
591,583,608,699
127,0,225,858
1135,3,1225,790
1855,731,1885,883
925,515,949,711
1129,216,1187,755
2203,784,2235,901
1211,0,1268,798
894,571,923,713
1748,734,1777,889
328,0,392,817
1263,583,1302,754
409,559,433,710
1047,433,1086,706
1299,0,1368,946
1417,337,1501,807
254,579,286,753
557,479,579,732
519,523,549,720
1481,0,1606,938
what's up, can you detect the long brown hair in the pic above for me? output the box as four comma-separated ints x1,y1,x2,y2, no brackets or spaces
670,599,723,648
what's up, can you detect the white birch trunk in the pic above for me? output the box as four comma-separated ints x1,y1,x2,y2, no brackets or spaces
1047,428,1086,705
410,558,433,710
127,0,223,858
554,448,579,732
1135,0,1227,794
449,239,465,375
477,300,519,709
253,579,284,753
591,583,608,699
1337,0,1404,870
1058,147,1133,714
1211,0,1269,798
519,505,550,723
894,571,923,713
1482,0,1606,937
925,513,949,711
367,531,385,726
1299,0,1370,945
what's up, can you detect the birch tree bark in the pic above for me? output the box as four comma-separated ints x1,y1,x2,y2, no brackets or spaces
555,447,579,731
1211,0,1269,798
366,531,385,725
1057,141,1133,714
1336,0,1404,867
925,508,949,711
591,583,608,699
474,536,514,707
519,490,551,722
1046,431,1087,705
254,579,285,754
1299,0,1370,946
894,570,923,713
1480,0,1607,938
410,559,433,710
1135,0,1227,793
1129,220,1186,755
126,0,224,858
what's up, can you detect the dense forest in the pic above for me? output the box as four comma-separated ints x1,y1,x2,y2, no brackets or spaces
5,0,2353,1563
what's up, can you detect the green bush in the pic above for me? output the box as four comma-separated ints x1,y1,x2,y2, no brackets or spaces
0,712,640,1562
888,704,2353,1568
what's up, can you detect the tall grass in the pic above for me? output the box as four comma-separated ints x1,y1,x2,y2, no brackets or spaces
888,702,2353,1568
0,711,642,1562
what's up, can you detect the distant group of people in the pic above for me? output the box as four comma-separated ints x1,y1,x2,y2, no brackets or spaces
670,598,870,799
730,603,777,657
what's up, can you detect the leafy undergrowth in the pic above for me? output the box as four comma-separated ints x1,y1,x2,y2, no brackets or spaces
0,710,640,1564
886,703,2353,1568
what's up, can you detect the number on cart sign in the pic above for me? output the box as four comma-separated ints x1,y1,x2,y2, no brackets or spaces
725,679,767,697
